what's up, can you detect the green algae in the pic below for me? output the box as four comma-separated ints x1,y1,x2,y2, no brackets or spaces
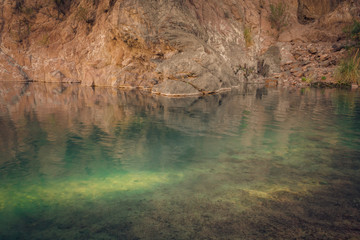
0,172,183,211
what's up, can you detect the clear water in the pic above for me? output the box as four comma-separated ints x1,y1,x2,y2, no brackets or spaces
0,82,359,239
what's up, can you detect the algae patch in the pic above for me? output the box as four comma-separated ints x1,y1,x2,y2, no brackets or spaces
0,172,182,210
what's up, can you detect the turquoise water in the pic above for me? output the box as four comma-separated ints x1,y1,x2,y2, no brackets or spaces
0,82,359,239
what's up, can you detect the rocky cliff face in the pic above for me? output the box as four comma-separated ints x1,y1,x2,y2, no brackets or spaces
297,0,344,24
0,0,359,96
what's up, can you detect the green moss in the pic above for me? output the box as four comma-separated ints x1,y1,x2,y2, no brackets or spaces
301,77,313,84
39,33,50,47
243,27,253,48
0,172,182,211
76,6,89,22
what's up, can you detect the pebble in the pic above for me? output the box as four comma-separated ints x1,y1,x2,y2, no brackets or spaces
308,46,318,54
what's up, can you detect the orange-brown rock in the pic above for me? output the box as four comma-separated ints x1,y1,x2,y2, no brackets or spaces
0,0,359,96
298,0,344,24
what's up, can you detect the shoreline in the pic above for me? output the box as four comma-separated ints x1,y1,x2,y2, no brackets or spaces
0,78,357,99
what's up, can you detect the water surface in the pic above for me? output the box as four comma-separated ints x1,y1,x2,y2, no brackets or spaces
0,82,359,239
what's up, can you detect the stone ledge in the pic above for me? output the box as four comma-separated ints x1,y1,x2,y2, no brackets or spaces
151,79,202,97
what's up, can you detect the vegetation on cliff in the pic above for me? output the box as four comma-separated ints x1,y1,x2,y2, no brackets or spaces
336,21,360,85
1,0,360,93
268,2,288,38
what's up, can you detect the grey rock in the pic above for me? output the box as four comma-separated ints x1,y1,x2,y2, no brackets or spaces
51,70,65,81
258,46,281,77
152,80,201,96
156,38,239,94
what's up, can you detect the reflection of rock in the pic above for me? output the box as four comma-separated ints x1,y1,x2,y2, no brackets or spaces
0,82,267,149
0,82,355,176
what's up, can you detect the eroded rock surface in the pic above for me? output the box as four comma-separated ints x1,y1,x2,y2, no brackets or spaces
297,0,344,24
0,0,359,96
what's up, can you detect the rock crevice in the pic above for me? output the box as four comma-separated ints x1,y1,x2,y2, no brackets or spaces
0,0,359,95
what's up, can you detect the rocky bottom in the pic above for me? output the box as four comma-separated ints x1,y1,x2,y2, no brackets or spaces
2,172,359,240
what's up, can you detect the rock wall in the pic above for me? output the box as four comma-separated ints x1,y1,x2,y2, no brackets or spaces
0,0,359,96
297,0,344,24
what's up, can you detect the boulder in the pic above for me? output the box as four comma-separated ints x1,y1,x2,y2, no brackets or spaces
258,46,281,77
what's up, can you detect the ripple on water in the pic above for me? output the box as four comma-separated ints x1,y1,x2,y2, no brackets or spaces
0,83,359,239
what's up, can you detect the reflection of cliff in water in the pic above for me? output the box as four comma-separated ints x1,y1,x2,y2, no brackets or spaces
1,82,360,240
0,82,272,137
0,82,359,177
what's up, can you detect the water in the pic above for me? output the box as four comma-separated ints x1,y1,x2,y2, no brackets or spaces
0,82,359,239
